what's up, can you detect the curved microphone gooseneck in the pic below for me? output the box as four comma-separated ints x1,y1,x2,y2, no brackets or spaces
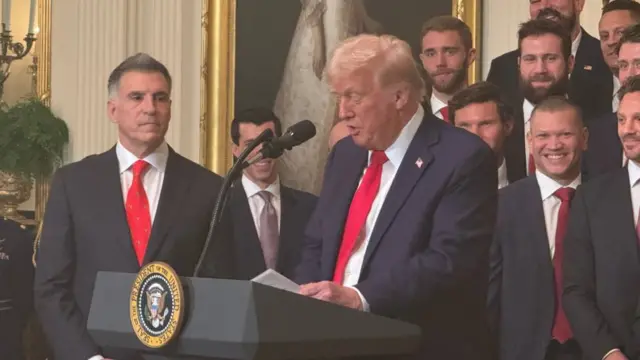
192,128,274,277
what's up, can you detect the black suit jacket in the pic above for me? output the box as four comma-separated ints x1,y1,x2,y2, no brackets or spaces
33,147,231,360
487,28,613,117
504,105,528,185
582,112,622,181
489,176,573,360
563,167,640,360
296,113,498,360
228,181,317,280
0,218,34,360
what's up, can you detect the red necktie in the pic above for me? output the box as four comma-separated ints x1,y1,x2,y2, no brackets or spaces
440,106,449,123
528,153,536,175
333,150,388,284
551,187,575,343
126,160,151,265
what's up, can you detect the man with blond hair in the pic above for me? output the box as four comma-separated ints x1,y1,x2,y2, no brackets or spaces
296,33,497,360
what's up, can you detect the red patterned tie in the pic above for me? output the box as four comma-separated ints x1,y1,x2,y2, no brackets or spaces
440,106,450,123
528,153,536,175
551,187,575,343
126,160,151,265
333,150,388,284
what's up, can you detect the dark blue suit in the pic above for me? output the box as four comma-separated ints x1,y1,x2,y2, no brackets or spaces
296,112,498,360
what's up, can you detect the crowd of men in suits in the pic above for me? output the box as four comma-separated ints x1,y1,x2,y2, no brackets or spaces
6,0,640,360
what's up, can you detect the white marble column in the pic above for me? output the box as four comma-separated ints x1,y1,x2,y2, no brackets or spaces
51,0,202,164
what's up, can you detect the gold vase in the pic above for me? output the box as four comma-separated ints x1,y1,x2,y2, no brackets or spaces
0,171,33,223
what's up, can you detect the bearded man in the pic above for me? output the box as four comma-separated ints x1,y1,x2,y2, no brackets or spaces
419,16,476,122
487,0,612,117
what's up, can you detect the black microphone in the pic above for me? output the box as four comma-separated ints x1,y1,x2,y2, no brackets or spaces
243,120,316,168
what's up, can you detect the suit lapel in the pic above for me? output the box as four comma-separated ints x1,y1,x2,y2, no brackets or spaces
505,103,527,183
321,144,368,279
96,148,139,267
361,118,436,267
525,178,555,276
277,186,297,272
603,169,639,266
142,149,192,264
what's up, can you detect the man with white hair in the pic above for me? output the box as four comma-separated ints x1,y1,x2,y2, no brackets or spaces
296,33,498,360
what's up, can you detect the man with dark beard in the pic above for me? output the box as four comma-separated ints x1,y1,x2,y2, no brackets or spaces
487,1,611,117
419,16,476,122
505,19,573,182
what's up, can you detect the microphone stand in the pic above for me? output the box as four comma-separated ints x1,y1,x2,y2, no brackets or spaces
192,129,274,277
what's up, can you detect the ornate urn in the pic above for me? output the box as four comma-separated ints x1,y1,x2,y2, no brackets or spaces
0,171,33,221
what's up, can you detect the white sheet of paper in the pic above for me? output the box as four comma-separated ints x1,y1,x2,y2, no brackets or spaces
251,269,300,293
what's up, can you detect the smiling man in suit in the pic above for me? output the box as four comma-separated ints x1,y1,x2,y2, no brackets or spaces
33,53,229,360
295,33,498,360
487,0,611,116
584,22,640,180
228,108,317,280
563,75,640,360
489,96,587,360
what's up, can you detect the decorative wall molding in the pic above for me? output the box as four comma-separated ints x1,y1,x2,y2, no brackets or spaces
50,0,201,165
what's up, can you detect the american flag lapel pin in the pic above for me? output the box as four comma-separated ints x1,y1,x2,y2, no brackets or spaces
584,65,592,71
415,157,423,168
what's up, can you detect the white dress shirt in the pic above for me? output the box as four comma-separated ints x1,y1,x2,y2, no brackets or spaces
343,105,425,310
91,142,169,360
498,159,509,189
612,75,621,112
430,92,448,120
535,170,581,258
116,141,168,223
241,174,282,232
571,29,581,59
523,99,536,171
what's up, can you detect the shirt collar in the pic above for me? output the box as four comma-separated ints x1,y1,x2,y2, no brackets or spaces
368,105,424,169
241,174,281,200
536,170,581,201
628,160,640,188
571,28,582,58
116,141,169,174
430,92,447,115
523,99,535,123
497,158,509,189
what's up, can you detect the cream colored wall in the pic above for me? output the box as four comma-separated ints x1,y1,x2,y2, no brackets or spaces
482,0,604,80
50,0,202,166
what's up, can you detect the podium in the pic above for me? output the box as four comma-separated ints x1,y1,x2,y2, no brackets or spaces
87,271,421,360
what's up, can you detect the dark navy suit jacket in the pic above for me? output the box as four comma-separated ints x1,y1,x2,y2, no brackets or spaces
296,112,498,360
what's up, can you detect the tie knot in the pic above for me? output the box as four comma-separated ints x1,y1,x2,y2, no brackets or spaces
132,160,149,178
257,190,272,203
370,150,388,166
554,187,575,202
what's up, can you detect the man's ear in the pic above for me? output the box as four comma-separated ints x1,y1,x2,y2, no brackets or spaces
107,99,117,124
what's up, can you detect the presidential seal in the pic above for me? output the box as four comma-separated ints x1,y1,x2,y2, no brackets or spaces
130,261,184,348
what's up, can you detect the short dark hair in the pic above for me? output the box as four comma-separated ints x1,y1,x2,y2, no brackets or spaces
518,19,572,61
447,81,513,124
107,53,172,96
616,23,640,55
530,96,583,126
618,74,640,101
231,107,282,145
420,16,473,51
602,0,640,20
